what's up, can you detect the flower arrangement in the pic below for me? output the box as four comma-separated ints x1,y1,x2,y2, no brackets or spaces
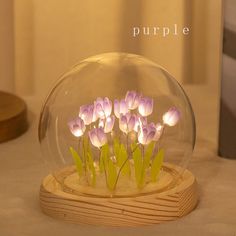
68,91,180,191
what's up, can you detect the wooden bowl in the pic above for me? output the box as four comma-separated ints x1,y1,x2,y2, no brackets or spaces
0,91,28,143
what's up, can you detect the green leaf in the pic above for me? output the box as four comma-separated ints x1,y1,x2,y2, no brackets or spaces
144,142,155,169
84,136,92,156
70,146,83,177
87,153,96,186
99,157,104,173
130,143,137,152
99,143,109,173
107,159,117,191
151,149,164,182
133,145,145,188
83,135,88,150
117,144,130,176
113,138,120,159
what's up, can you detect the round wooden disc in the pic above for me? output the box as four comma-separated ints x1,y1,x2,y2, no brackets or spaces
0,91,28,143
40,165,198,226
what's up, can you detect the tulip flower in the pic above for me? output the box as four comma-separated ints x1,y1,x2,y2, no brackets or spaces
133,115,147,132
94,97,112,119
153,123,163,141
162,107,180,126
68,117,86,137
119,113,136,134
138,97,153,117
98,116,115,133
104,115,115,133
125,91,140,110
89,127,107,148
138,123,156,145
114,99,128,118
79,104,96,125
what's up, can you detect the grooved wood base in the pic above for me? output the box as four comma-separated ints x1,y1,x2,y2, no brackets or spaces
39,166,198,226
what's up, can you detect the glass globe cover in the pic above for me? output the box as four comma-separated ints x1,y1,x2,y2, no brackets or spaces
38,52,195,197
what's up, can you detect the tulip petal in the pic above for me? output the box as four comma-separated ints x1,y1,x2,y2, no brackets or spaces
138,123,156,145
163,107,180,126
114,99,120,118
145,98,153,116
103,97,112,117
97,127,107,146
128,114,136,131
104,115,115,133
125,91,140,110
138,97,153,116
68,117,85,137
153,123,163,141
119,114,128,133
120,99,128,115
145,130,156,144
79,104,94,125
138,98,146,116
94,97,112,119
89,128,107,148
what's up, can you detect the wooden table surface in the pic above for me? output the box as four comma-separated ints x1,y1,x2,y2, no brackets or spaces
0,85,235,236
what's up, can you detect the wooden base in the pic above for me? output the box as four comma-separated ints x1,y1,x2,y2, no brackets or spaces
40,165,198,226
0,91,28,143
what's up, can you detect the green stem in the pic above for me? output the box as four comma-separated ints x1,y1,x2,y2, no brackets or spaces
153,142,158,159
126,133,129,151
100,148,108,187
113,143,140,190
152,125,165,159
140,145,145,187
78,138,81,156
142,145,144,161
158,125,165,147
131,143,139,154
82,136,88,184
113,156,129,190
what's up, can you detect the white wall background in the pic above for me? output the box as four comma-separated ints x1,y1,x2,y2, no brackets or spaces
0,0,223,97
0,0,14,92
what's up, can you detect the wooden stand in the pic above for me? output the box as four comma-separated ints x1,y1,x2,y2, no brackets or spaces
40,165,198,226
0,91,28,143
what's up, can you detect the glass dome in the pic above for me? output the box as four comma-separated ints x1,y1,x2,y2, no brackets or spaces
38,52,195,197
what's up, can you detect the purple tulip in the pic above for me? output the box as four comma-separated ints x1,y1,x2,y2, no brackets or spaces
138,123,156,145
98,116,115,133
94,97,112,119
68,117,86,137
125,91,140,110
104,115,115,133
119,113,136,134
133,115,147,132
162,107,180,126
153,123,163,141
79,104,96,125
89,127,107,148
114,99,128,118
138,97,153,117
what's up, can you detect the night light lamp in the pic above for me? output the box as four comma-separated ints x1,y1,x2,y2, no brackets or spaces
39,52,198,226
